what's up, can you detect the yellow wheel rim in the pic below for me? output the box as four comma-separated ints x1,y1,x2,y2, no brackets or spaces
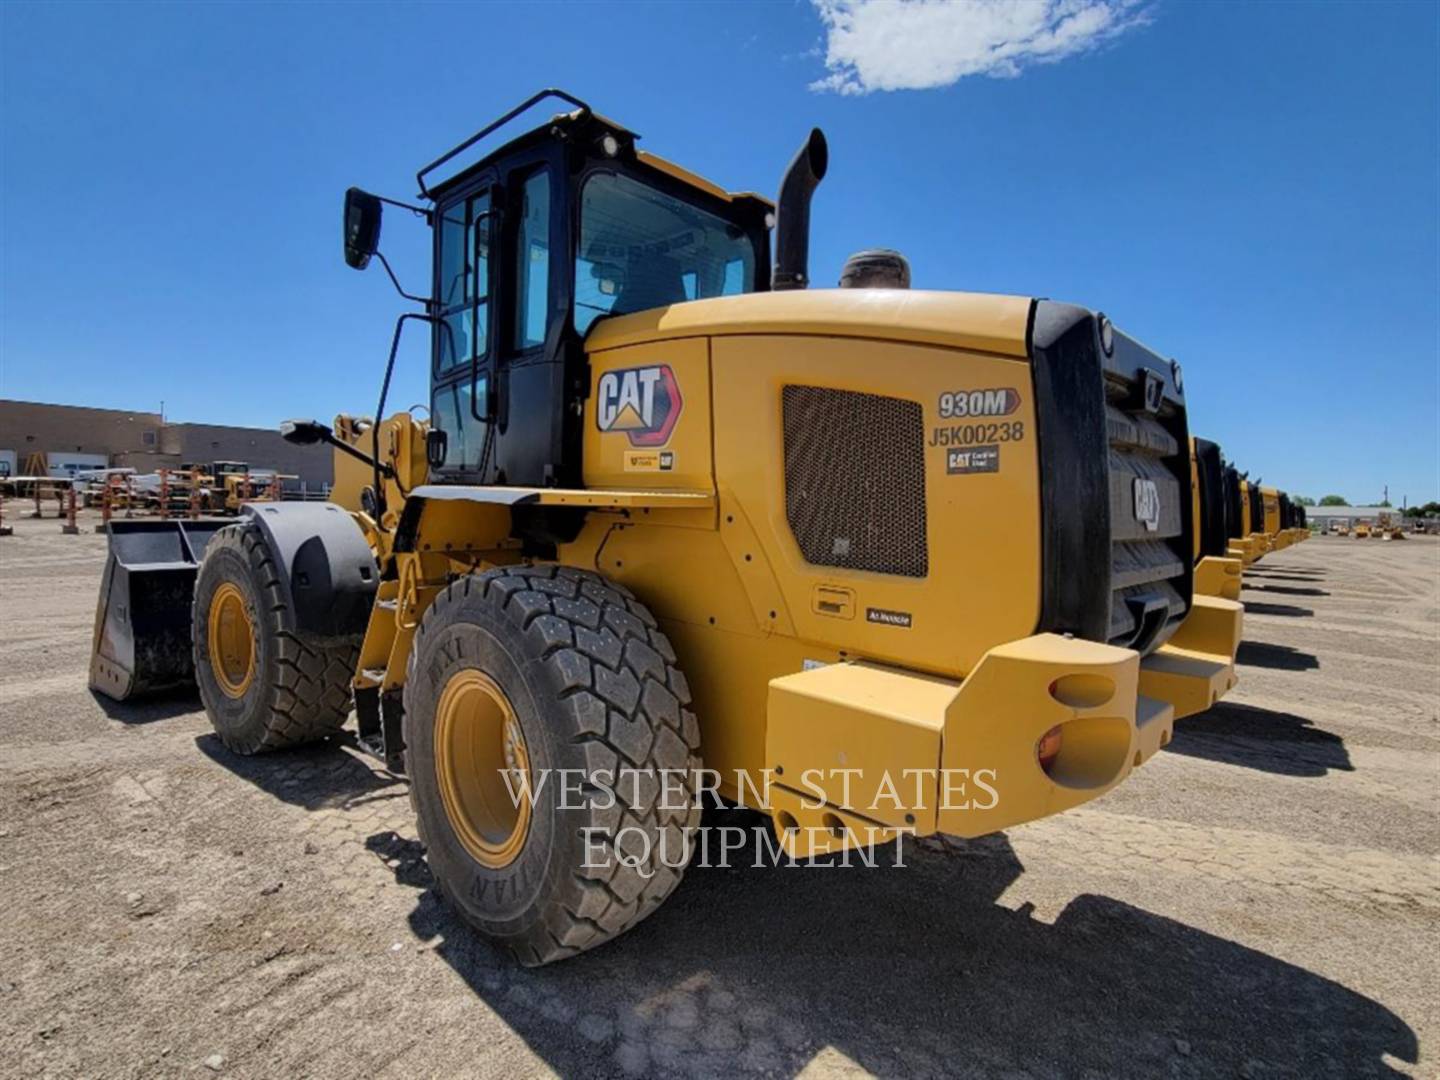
434,669,532,869
207,581,255,698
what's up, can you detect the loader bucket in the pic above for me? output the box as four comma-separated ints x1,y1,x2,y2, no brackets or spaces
90,520,229,701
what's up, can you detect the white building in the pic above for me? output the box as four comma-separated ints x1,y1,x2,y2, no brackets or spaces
1304,505,1403,530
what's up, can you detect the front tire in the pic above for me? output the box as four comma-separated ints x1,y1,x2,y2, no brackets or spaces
193,522,360,754
404,565,702,966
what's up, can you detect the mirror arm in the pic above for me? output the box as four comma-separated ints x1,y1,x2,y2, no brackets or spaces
280,420,394,476
375,194,432,221
373,311,439,525
286,420,400,475
373,251,431,307
332,434,395,477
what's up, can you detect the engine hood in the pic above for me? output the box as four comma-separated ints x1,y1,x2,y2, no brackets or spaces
583,288,1032,359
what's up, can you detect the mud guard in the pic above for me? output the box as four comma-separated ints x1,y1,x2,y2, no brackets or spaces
241,502,377,639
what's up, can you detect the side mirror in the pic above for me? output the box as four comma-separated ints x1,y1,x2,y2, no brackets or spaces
426,429,448,469
343,187,383,270
279,419,331,446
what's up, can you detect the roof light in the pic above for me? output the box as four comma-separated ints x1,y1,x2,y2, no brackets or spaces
600,134,620,158
1098,313,1115,356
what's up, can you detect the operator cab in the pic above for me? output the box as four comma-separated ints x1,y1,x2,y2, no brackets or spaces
354,91,774,490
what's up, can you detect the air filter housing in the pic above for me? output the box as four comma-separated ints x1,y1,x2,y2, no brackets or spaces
839,249,911,289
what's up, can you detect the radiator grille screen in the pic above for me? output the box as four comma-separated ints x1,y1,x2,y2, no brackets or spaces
781,385,928,578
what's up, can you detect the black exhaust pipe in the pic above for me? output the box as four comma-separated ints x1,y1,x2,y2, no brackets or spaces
772,128,828,291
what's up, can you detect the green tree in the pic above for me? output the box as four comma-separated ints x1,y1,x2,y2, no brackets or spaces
1378,499,1393,508
1319,494,1348,506
1294,495,1316,506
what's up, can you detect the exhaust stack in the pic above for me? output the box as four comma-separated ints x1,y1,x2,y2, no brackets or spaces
772,128,828,291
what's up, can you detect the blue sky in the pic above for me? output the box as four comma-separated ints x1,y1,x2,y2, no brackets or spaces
2,1,1436,504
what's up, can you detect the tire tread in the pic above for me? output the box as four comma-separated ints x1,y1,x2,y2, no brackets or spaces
406,563,701,966
196,523,358,754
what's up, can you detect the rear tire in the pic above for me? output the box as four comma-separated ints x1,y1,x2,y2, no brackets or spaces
193,522,360,755
404,565,702,966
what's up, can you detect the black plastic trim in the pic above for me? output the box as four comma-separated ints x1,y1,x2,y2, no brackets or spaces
1223,465,1245,540
1194,438,1228,559
1027,301,1112,643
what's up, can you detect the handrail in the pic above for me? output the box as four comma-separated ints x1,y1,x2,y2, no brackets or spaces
415,87,591,200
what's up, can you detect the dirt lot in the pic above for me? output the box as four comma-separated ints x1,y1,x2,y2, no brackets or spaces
0,512,1436,1078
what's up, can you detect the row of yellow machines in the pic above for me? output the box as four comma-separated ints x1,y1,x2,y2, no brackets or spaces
1191,438,1310,603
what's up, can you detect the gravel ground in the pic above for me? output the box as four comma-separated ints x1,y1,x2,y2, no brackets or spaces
0,512,1436,1079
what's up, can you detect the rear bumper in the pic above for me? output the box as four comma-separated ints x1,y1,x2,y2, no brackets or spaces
763,633,1173,857
1138,594,1242,721
1227,536,1261,565
1194,555,1242,601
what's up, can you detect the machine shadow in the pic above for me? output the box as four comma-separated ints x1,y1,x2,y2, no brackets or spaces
194,732,406,812
1235,640,1320,672
1167,701,1352,776
1243,583,1330,597
1239,600,1314,618
90,686,202,724
368,829,1413,1079
1246,571,1326,583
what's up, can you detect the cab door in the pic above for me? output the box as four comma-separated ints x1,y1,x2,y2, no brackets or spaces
430,184,496,477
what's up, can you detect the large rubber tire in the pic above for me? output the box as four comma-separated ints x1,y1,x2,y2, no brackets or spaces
193,522,360,755
404,565,702,966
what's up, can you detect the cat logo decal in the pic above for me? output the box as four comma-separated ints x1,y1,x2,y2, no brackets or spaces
596,365,682,447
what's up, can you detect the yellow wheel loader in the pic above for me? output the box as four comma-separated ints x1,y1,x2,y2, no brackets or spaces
1259,485,1290,551
1278,492,1307,546
1240,478,1271,562
1224,472,1261,565
1191,438,1242,600
90,89,1239,965
1134,435,1243,721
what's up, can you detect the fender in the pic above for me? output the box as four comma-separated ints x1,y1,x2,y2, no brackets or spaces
393,484,715,553
243,502,378,638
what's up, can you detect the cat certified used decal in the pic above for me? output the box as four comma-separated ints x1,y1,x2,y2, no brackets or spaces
596,365,682,447
946,445,1000,475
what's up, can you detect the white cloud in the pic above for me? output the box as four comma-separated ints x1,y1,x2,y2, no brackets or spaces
809,0,1152,95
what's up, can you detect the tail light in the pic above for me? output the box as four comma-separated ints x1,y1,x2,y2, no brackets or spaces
1037,725,1064,773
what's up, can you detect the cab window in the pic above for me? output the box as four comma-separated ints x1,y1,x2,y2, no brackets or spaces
433,379,489,470
574,172,755,334
514,170,550,350
433,188,493,471
436,191,491,372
